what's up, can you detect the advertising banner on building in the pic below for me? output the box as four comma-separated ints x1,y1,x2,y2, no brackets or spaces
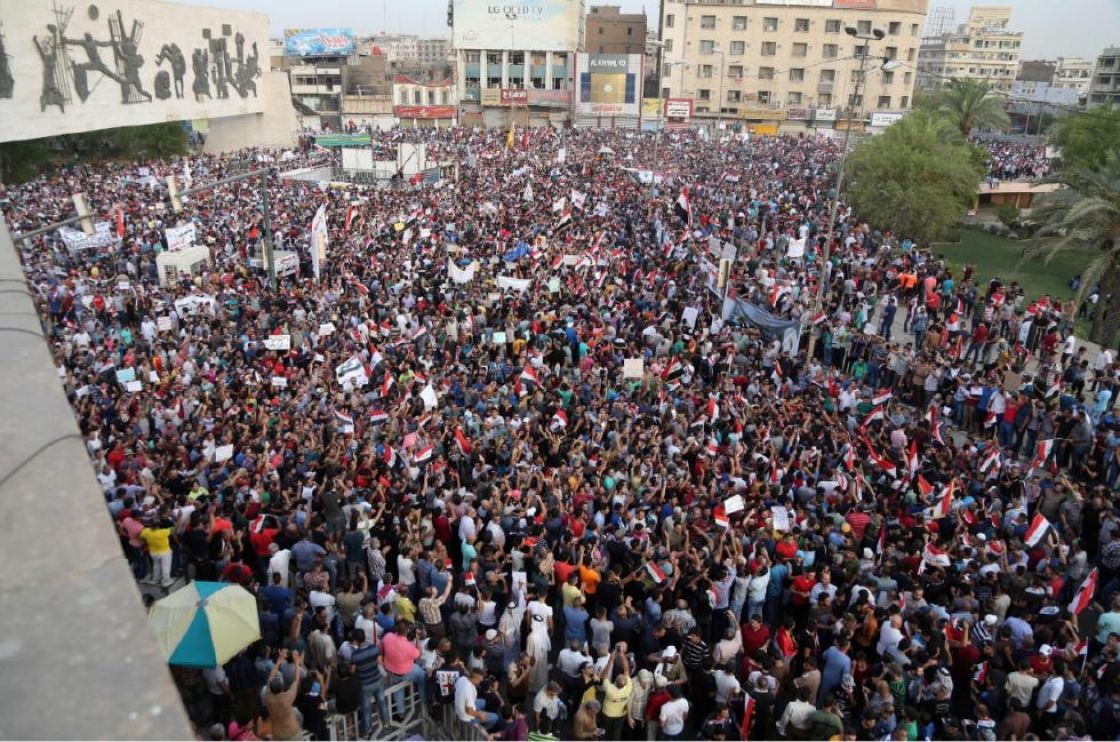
642,98,662,117
814,108,838,122
664,98,693,120
870,111,905,127
527,89,571,108
394,105,457,119
452,0,582,52
576,53,641,117
0,0,267,144
284,28,355,57
500,88,528,105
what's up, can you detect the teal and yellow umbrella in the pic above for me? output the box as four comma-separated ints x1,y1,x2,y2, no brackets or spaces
148,581,260,667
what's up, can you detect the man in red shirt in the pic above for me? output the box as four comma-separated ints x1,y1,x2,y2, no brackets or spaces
741,614,771,659
845,506,871,544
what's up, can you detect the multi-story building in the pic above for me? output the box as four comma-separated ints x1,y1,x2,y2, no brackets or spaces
1089,47,1120,109
657,0,928,130
1053,57,1094,98
917,6,1022,93
587,5,647,56
363,34,420,63
452,0,587,127
417,38,451,65
1017,60,1055,84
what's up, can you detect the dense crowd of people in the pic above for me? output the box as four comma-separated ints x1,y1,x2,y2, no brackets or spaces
981,141,1052,183
2,124,1117,742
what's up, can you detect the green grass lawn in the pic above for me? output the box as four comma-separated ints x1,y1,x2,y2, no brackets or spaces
931,228,1085,306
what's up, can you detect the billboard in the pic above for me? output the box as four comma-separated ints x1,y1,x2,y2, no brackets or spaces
394,105,456,119
500,88,528,105
452,0,583,52
284,28,355,57
576,53,641,117
870,111,904,127
664,98,693,120
0,0,267,144
642,98,662,117
814,108,838,122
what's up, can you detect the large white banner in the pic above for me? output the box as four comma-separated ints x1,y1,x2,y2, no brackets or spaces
0,0,268,143
165,222,196,253
310,203,328,281
452,0,584,52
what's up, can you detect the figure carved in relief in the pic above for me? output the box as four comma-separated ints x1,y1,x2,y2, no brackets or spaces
33,28,66,112
0,24,14,99
155,43,186,98
191,47,210,101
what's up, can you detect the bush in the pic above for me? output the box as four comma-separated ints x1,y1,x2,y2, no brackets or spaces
995,203,1020,229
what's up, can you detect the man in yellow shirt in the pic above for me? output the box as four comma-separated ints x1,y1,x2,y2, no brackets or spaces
140,518,175,587
601,644,633,740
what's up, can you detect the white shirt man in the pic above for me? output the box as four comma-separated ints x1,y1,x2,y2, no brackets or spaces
453,674,478,723
1037,673,1064,717
268,545,292,588
876,615,905,658
659,694,689,737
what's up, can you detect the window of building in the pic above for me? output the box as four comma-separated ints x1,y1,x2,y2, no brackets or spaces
698,89,711,101
665,13,674,28
850,70,861,83
825,19,841,33
597,45,604,53
795,18,810,32
823,43,838,58
907,48,916,62
761,41,776,56
699,40,715,54
441,90,449,104
881,70,894,84
888,21,901,35
700,64,713,78
488,76,502,87
727,90,741,103
901,95,909,108
885,46,897,60
911,23,919,36
664,39,673,52
853,44,869,58
427,90,436,105
857,20,872,34
627,26,633,35
413,90,422,104
598,26,603,34
788,91,802,104
730,41,745,55
701,15,716,29
732,16,747,31
509,51,524,65
465,51,480,63
729,64,744,78
759,66,774,80
820,69,835,82
758,90,772,104
487,51,502,65
904,71,912,84
819,93,832,106
763,17,778,32
790,68,804,82
399,90,408,104
877,95,891,107
849,93,863,107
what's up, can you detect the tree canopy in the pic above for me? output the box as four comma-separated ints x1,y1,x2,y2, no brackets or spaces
843,110,986,245
1052,106,1120,173
920,79,1010,138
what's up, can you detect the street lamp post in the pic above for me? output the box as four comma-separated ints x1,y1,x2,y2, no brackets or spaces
715,46,725,128
805,26,894,360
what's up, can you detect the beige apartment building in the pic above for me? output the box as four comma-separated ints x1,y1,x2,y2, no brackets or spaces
916,6,1022,93
657,0,928,130
587,5,648,56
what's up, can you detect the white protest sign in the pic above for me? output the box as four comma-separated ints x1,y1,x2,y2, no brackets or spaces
548,277,561,293
448,259,478,284
157,316,173,332
420,384,438,410
771,505,791,532
623,358,644,379
682,306,700,330
214,444,234,463
724,494,746,515
164,222,197,253
271,376,288,388
125,380,143,393
264,335,291,351
115,368,136,384
492,332,508,345
174,295,216,316
335,356,369,389
787,237,806,259
497,275,532,293
319,322,336,337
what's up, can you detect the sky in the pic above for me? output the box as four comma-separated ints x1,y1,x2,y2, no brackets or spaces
178,0,1118,61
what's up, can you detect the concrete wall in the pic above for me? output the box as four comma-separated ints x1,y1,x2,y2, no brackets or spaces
0,0,268,143
204,70,298,153
0,219,192,739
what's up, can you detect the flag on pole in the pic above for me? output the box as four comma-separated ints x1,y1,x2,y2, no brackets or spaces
674,187,692,225
550,409,568,432
116,207,125,238
1024,513,1051,547
972,661,988,684
454,427,472,456
808,310,827,326
519,365,540,390
979,446,1001,474
873,389,893,406
1031,439,1054,471
413,445,434,465
922,542,951,568
861,406,886,429
926,480,955,519
381,370,395,398
862,436,897,476
1046,380,1061,399
383,445,397,468
645,561,666,584
707,397,719,423
345,203,357,232
369,409,388,425
907,439,919,480
714,504,729,529
1068,568,1098,616
333,410,355,434
916,475,934,498
740,693,755,741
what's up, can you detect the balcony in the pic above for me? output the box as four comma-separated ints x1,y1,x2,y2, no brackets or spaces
817,81,834,93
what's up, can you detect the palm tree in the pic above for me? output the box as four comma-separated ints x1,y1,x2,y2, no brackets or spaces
1028,150,1120,347
925,79,1010,138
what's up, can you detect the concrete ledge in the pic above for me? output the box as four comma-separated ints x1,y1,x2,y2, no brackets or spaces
0,220,192,739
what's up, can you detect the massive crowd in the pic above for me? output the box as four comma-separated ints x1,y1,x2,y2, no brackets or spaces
982,141,1052,183
2,125,1116,742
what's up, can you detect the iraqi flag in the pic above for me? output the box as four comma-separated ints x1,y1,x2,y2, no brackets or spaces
550,409,568,432
878,526,887,561
844,441,856,472
926,404,945,446
713,504,729,529
369,409,388,425
979,446,1001,474
922,542,951,568
674,187,692,225
454,427,472,455
862,405,886,430
1068,568,1098,616
384,445,397,468
345,203,358,232
1046,380,1061,399
1025,512,1051,547
1032,439,1054,470
808,310,827,326
412,445,434,467
873,389,893,406
864,440,897,477
645,561,667,584
769,284,788,308
926,480,955,519
740,693,755,741
707,397,719,423
907,439,920,480
916,474,934,498
334,410,355,434
983,409,998,428
381,370,395,398
662,356,685,382
972,661,988,684
520,365,540,390
411,325,428,342
116,207,125,238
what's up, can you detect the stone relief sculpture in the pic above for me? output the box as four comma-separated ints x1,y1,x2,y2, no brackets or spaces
0,24,14,99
